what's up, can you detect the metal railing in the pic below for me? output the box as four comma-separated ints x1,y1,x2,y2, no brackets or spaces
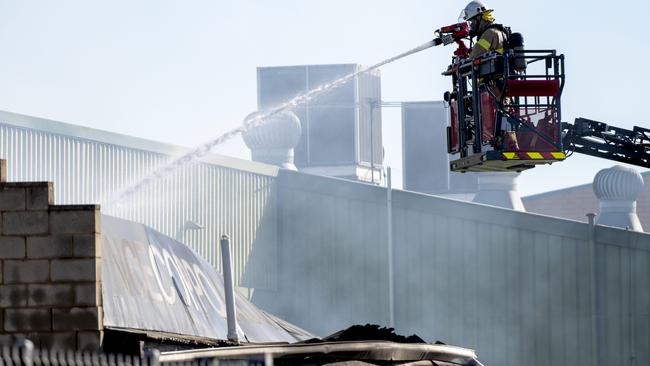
0,341,269,366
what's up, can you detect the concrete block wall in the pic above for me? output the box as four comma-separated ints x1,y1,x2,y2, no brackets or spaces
0,159,103,350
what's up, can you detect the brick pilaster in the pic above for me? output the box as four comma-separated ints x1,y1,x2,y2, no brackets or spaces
0,160,103,351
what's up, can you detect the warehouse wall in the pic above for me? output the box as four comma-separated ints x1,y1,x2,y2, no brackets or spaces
250,169,650,366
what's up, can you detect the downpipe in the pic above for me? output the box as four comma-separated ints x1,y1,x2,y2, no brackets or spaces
220,234,239,343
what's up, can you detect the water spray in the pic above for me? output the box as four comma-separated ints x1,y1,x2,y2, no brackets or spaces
108,39,438,206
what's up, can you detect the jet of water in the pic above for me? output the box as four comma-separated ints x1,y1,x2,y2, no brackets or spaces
109,40,437,206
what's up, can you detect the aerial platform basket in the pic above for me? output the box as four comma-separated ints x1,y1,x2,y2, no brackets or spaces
450,150,566,173
445,49,566,172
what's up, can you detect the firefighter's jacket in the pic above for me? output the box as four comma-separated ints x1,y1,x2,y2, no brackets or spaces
469,26,507,59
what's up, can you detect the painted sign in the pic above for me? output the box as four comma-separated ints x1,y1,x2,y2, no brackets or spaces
101,215,312,343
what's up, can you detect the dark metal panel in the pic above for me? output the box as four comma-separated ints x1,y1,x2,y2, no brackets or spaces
346,198,384,326
518,229,536,364
307,107,356,165
399,209,422,333
489,224,508,364
288,188,312,324
548,234,566,366
401,102,449,194
446,215,466,346
464,221,483,352
342,198,367,325
357,71,382,165
432,214,452,344
560,237,581,366
620,244,634,364
361,199,387,323
575,236,594,366
319,193,337,316
632,250,650,364
239,179,280,291
533,232,551,366
391,206,409,331
416,211,436,336
602,244,623,365
504,228,524,366
257,66,307,109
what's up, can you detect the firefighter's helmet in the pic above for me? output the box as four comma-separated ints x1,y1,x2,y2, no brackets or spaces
459,0,493,21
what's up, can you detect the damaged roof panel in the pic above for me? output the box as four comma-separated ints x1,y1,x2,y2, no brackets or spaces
101,214,313,344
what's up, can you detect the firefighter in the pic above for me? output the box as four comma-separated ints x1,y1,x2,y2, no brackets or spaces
460,1,519,150
459,1,508,59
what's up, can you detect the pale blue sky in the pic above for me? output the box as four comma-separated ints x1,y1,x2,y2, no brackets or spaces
1,0,648,195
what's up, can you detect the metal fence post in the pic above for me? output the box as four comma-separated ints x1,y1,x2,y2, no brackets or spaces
144,348,160,366
13,339,33,366
264,353,274,366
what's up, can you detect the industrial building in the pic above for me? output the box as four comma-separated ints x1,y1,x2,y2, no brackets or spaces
1,109,650,366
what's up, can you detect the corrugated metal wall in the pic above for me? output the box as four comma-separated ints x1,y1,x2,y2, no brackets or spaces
3,112,649,365
250,170,650,366
594,227,650,365
390,193,596,366
0,121,277,286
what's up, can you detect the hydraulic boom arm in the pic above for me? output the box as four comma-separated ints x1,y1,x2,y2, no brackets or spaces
562,117,650,168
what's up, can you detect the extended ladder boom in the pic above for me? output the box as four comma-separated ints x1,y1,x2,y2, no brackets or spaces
562,117,650,168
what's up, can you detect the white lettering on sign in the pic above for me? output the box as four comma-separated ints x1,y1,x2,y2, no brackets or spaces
148,246,176,304
193,262,227,318
148,245,227,318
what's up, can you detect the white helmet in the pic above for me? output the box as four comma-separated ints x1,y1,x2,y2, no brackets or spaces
459,0,493,21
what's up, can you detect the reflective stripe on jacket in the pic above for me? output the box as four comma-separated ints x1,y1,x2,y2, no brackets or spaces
469,27,507,58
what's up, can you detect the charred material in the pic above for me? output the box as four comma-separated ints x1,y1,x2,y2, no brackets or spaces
304,324,426,344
